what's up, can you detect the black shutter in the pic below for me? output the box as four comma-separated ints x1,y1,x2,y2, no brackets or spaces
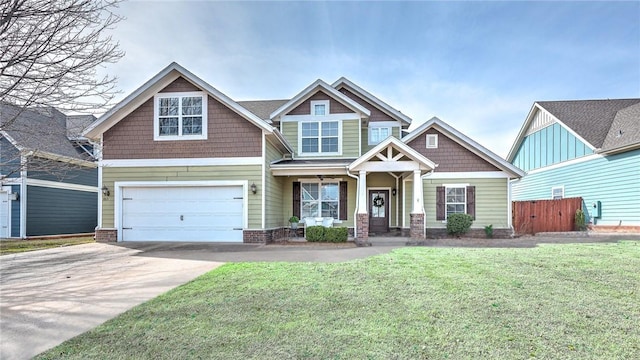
466,186,476,220
339,181,348,220
436,186,445,220
292,182,301,219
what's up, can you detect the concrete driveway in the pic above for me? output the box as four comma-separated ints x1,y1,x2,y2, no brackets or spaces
0,241,402,360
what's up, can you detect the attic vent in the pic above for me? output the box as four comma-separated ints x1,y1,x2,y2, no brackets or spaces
426,134,438,149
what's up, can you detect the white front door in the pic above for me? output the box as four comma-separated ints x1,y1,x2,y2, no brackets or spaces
0,190,9,238
121,186,244,242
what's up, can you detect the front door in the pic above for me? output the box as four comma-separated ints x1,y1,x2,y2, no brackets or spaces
369,190,389,234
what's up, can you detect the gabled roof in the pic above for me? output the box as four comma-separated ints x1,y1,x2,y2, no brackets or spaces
83,62,276,139
332,77,412,125
507,98,640,160
404,116,524,178
349,136,436,172
238,100,288,122
269,79,371,120
0,103,93,164
601,101,640,154
538,99,640,148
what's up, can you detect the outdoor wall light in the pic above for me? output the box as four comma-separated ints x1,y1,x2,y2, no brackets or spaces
101,186,110,197
392,188,397,196
250,182,257,194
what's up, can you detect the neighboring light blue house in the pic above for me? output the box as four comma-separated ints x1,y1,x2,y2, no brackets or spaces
0,104,98,238
507,99,640,229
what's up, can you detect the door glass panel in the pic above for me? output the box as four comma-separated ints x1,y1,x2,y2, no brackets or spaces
371,192,386,218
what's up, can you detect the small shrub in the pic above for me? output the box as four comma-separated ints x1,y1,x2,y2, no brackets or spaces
484,224,493,238
305,226,325,242
288,215,299,223
324,227,348,242
575,209,587,231
446,213,473,237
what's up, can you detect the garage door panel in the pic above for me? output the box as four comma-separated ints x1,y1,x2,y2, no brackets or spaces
121,185,244,242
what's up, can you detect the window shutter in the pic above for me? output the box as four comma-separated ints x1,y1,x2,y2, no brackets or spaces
436,186,445,220
339,181,348,220
466,186,476,220
292,182,301,219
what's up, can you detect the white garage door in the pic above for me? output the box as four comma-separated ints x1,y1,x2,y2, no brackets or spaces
121,186,244,242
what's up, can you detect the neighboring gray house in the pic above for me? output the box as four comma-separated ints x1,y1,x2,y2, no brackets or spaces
0,104,98,238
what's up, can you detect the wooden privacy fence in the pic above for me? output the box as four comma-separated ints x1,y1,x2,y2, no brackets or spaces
512,197,583,235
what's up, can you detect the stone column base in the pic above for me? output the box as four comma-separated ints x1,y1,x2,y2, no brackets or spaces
356,213,370,246
410,213,425,240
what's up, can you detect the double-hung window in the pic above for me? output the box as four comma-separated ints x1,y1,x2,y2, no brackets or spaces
446,187,466,218
154,92,207,140
301,183,339,219
301,121,339,154
369,127,391,145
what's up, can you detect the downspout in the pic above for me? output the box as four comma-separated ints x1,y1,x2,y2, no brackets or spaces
346,167,359,238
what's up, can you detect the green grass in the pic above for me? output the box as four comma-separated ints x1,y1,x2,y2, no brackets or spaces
0,237,94,255
38,242,640,359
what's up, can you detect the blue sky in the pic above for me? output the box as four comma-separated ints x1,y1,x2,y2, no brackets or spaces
103,1,640,157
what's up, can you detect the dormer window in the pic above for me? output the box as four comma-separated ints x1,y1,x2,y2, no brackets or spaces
154,92,207,141
311,100,329,116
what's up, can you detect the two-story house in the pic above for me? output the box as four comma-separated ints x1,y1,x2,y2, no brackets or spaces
84,63,523,244
508,99,640,231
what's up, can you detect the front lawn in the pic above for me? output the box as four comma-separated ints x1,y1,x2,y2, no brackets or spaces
0,236,94,255
38,242,640,359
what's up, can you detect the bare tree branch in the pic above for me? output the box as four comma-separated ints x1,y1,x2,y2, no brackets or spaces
0,0,123,178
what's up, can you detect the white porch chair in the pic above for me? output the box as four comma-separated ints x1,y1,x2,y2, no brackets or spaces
303,217,317,238
321,217,334,228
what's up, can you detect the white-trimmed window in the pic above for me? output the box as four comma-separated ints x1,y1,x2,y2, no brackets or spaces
301,182,339,219
426,134,438,148
300,121,339,154
446,186,466,218
311,100,329,116
154,92,207,141
369,127,391,145
552,186,564,200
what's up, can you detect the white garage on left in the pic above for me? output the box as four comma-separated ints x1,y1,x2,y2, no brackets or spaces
115,181,247,242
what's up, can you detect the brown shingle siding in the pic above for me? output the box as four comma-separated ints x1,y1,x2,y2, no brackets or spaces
103,88,262,159
407,129,499,172
339,88,393,122
287,91,353,115
160,77,201,93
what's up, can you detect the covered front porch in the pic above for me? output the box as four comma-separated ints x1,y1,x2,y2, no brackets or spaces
348,137,436,245
271,137,437,245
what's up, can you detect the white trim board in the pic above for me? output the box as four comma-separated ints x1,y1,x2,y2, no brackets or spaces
100,157,263,167
524,153,603,175
423,171,511,179
26,179,99,193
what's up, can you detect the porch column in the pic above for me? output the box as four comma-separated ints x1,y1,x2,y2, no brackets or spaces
410,169,425,240
356,170,369,245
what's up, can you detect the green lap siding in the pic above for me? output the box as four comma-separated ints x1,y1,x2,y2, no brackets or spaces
423,178,509,229
403,178,509,229
512,149,640,226
341,119,360,157
265,140,285,228
281,119,360,158
101,165,262,229
281,177,357,228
